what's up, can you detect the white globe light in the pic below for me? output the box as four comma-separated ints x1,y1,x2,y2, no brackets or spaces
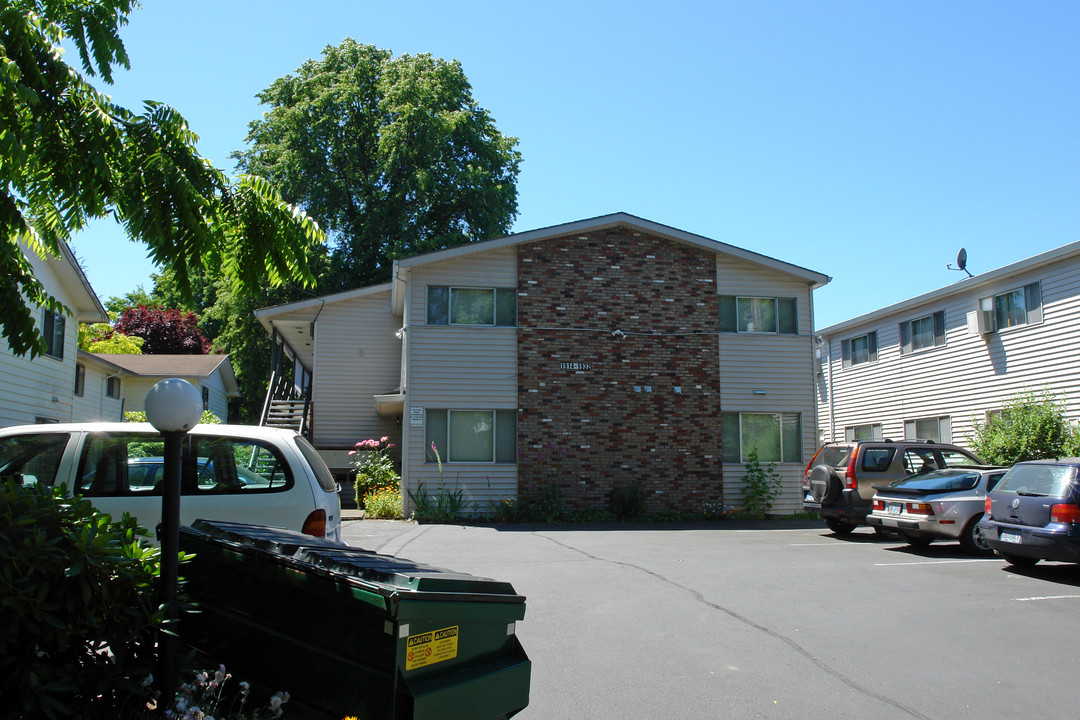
144,378,203,432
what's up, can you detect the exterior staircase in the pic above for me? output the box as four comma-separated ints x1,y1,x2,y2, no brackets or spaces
264,399,307,432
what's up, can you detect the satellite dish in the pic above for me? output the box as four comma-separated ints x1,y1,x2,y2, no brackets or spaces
948,248,973,278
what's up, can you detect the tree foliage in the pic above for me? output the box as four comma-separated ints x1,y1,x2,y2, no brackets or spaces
78,320,143,353
113,305,210,354
968,389,1080,465
0,0,324,358
232,38,521,291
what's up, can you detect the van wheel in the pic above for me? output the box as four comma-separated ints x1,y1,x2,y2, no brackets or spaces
997,551,1039,568
960,514,993,554
825,518,855,535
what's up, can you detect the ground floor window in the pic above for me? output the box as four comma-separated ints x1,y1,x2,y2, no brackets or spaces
426,409,517,463
845,423,882,441
904,416,951,443
721,412,801,463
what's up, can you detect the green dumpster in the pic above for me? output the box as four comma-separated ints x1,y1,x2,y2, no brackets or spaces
177,520,530,720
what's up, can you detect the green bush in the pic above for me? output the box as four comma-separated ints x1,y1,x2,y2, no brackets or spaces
363,487,403,519
350,437,400,509
609,481,646,518
0,481,162,720
969,389,1080,465
739,447,784,518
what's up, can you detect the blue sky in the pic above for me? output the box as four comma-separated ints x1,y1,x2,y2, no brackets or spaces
69,0,1080,329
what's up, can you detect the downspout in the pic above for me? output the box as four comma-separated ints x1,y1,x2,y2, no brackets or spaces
827,338,836,442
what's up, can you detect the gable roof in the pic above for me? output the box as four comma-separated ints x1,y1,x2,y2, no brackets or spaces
390,212,830,316
86,353,239,395
21,238,109,322
817,238,1080,337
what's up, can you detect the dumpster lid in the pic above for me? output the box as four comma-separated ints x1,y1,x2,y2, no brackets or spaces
297,547,518,595
185,519,522,599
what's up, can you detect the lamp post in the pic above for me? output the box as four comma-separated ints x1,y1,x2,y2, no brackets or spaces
144,378,202,704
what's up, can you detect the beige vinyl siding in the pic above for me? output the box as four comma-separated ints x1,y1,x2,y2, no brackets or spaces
401,247,518,513
311,289,402,449
819,258,1080,453
716,257,819,513
201,374,229,421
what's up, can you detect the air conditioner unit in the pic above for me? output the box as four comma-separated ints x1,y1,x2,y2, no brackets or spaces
975,297,996,335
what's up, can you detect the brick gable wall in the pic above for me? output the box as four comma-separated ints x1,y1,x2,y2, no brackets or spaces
517,227,723,513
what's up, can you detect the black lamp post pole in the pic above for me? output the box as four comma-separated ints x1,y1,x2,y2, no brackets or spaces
157,430,183,705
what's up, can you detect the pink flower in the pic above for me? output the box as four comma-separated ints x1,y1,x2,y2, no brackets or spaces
380,436,390,443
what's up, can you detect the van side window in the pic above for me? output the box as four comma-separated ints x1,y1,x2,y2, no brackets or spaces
188,437,293,494
861,448,894,472
0,433,71,489
78,433,169,496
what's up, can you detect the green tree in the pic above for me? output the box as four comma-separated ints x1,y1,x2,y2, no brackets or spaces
78,321,143,353
232,39,521,292
968,389,1080,465
0,0,324,358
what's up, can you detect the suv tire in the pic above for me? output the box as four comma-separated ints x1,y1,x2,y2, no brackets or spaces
997,551,1039,568
824,517,856,535
810,465,843,505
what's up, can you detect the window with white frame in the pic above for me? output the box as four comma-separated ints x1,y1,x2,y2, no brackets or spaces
977,282,1042,333
844,423,882,441
721,412,802,463
425,409,517,463
106,376,121,399
840,331,877,367
427,286,517,326
42,310,65,359
718,296,798,334
899,311,945,355
904,416,951,443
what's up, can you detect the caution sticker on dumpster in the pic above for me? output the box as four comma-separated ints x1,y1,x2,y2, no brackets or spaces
405,625,459,671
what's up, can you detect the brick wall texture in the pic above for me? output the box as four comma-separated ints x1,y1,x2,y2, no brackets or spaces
517,227,723,513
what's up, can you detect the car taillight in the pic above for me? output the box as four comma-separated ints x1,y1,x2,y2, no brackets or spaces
873,499,885,511
301,509,327,537
1050,503,1080,524
906,502,934,516
845,445,859,490
803,447,824,487
985,497,993,518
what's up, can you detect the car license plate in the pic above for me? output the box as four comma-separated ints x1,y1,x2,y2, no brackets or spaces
887,503,902,515
1000,530,1022,544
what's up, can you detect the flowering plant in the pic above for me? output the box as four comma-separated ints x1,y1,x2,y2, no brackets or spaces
349,437,399,510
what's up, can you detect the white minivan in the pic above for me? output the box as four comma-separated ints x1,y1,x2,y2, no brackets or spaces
0,422,341,542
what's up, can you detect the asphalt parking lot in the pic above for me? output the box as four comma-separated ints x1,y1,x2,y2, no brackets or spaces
341,519,1080,719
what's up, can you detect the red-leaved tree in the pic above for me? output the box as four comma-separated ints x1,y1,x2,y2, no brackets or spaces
112,306,211,354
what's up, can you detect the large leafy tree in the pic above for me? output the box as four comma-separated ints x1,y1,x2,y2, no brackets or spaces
233,39,521,291
0,0,324,358
113,305,210,354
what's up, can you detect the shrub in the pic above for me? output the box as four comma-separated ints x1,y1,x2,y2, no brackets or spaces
969,389,1080,465
0,481,162,720
609,481,646,518
350,437,399,510
739,446,784,518
363,487,403,519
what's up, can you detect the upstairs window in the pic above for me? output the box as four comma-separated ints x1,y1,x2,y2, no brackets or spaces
721,412,802,463
427,286,517,326
900,311,945,355
42,310,65,359
978,282,1042,333
718,296,798,334
841,331,877,367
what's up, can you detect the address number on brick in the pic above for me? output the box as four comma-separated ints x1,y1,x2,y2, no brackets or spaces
560,362,592,371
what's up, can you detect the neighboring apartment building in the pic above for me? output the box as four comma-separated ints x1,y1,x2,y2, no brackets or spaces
0,239,109,426
256,213,830,514
79,353,239,421
816,240,1080,449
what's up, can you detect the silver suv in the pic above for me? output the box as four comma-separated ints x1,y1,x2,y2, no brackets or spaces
802,439,985,534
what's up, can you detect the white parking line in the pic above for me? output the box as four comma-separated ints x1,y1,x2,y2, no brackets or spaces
1015,594,1080,602
873,559,1003,566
